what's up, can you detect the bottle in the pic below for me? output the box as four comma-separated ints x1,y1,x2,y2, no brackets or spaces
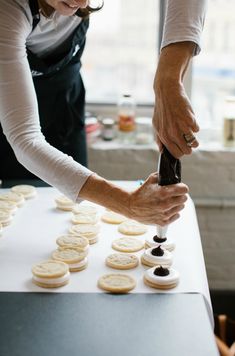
117,94,136,144
223,96,235,147
101,118,115,141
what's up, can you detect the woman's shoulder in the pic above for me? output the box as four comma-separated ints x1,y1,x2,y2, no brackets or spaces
0,0,32,36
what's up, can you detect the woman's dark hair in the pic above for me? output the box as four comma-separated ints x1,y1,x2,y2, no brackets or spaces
77,1,104,18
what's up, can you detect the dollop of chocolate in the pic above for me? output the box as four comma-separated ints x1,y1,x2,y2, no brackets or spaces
154,266,170,277
153,235,167,243
151,246,164,256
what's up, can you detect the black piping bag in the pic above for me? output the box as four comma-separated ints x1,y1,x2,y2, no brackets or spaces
157,146,181,237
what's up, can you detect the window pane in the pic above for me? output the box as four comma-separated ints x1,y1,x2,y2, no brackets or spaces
81,0,159,104
192,0,235,139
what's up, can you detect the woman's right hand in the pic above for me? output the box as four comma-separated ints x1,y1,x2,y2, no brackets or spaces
128,172,189,225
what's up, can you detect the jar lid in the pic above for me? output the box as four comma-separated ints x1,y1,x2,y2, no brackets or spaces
102,118,115,125
135,117,152,125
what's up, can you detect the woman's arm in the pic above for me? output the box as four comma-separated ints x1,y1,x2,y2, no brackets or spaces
153,0,207,158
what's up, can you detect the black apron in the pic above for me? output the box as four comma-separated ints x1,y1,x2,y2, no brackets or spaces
0,2,89,180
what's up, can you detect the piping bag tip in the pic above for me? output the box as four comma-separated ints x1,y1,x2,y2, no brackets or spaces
156,224,168,238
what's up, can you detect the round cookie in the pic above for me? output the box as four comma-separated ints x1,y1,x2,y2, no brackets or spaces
141,246,173,267
101,210,127,224
11,184,37,199
72,204,98,215
97,273,136,293
112,237,144,253
0,201,18,215
145,235,175,251
106,253,139,270
69,224,100,239
55,195,75,211
118,220,147,236
0,192,25,207
56,235,89,252
71,213,98,225
0,211,13,227
144,266,179,289
52,249,88,272
32,260,70,288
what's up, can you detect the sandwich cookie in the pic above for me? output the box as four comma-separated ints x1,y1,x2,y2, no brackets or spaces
112,237,144,253
71,212,98,225
141,246,173,267
0,201,18,215
32,260,70,288
56,234,89,252
101,210,127,224
0,192,25,207
97,273,136,293
69,224,100,244
144,266,179,290
0,211,13,227
145,235,175,252
118,219,147,236
55,195,76,211
52,249,88,272
11,184,37,199
105,253,139,270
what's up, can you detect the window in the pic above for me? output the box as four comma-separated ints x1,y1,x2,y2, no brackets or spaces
192,0,235,141
81,0,159,105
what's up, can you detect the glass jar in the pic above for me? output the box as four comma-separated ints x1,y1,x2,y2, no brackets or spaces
135,117,154,144
101,118,116,141
117,94,136,144
223,96,235,147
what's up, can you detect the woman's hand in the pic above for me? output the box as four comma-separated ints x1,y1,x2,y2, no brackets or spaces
79,172,188,226
153,42,199,158
128,172,188,225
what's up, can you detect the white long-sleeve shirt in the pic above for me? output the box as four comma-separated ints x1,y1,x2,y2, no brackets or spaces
0,0,206,201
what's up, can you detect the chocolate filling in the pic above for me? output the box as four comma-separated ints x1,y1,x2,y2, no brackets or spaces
153,235,167,243
151,246,164,256
154,266,170,277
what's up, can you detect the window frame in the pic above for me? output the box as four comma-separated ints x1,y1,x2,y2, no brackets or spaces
85,1,193,117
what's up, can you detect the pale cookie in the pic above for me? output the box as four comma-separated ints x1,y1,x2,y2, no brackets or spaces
112,237,144,253
118,220,147,236
11,184,37,199
56,235,89,252
0,211,13,227
101,210,127,224
72,204,98,215
0,192,25,207
71,212,98,225
106,253,139,270
97,273,136,293
52,249,88,272
0,201,18,215
144,266,179,290
69,224,100,239
32,260,70,288
145,235,175,251
141,246,173,268
55,195,75,211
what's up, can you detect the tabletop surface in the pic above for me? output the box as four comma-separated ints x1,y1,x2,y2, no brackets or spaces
0,180,219,356
0,292,219,356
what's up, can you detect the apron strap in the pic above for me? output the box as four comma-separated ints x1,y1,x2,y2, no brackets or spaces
28,0,40,31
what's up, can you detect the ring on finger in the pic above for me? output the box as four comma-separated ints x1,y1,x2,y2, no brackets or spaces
183,133,197,147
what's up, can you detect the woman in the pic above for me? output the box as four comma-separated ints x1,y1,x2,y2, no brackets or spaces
0,0,194,225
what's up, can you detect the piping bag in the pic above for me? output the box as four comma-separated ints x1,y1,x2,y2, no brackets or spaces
156,146,181,237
